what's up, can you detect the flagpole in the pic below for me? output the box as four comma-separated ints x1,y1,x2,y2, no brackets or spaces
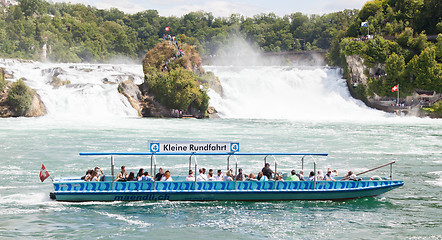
397,84,399,106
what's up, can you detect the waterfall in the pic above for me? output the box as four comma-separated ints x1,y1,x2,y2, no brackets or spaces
1,59,390,121
205,65,390,121
0,59,143,119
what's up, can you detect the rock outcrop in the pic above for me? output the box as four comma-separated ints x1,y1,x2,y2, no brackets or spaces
0,81,46,117
27,91,46,117
119,39,222,118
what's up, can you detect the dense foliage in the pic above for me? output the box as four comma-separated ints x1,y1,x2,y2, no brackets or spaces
142,40,209,113
329,0,441,97
7,79,33,116
144,66,209,112
0,0,358,62
0,68,6,91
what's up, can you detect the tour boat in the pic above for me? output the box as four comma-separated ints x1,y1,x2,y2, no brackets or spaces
50,141,403,202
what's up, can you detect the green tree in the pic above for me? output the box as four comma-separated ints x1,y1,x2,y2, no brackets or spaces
7,79,33,116
407,47,442,91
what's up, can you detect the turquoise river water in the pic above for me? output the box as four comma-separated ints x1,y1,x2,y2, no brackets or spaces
0,117,441,239
0,62,441,239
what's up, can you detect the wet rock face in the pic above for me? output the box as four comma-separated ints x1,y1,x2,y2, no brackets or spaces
118,80,171,118
118,80,142,116
27,92,46,117
0,84,46,118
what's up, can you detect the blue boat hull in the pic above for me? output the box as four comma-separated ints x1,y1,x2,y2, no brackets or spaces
53,180,404,202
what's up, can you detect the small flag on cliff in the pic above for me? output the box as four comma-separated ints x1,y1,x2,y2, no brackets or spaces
392,85,398,92
39,164,50,182
165,26,170,31
361,22,368,27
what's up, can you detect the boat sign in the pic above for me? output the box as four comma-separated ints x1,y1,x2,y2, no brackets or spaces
148,141,239,153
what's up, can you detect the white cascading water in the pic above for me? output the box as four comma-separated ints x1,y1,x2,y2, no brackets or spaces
1,58,390,121
0,59,143,120
205,65,390,121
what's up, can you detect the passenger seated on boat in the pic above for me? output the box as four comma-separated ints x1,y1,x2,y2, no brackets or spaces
81,169,93,181
94,167,104,180
161,170,173,181
324,171,335,181
286,170,300,181
89,170,100,181
316,170,324,181
308,171,315,181
137,168,145,181
262,163,273,180
257,171,268,181
235,168,247,181
223,170,233,181
276,175,284,181
297,170,305,181
208,172,216,181
343,171,358,180
155,168,164,181
196,168,208,181
127,172,136,181
185,170,195,181
332,169,338,177
215,170,223,181
247,173,258,181
114,166,128,181
140,172,154,182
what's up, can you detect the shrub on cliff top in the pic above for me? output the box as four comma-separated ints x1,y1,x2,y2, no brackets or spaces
7,79,33,116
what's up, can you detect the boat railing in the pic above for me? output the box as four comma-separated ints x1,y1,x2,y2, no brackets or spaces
79,152,329,191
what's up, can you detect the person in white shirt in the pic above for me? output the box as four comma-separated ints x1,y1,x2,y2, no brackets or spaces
223,170,233,181
208,172,216,181
215,170,223,181
196,168,208,181
140,172,154,181
161,170,173,181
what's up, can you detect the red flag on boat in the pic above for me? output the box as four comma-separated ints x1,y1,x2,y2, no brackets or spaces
39,164,50,182
391,85,398,92
165,26,170,31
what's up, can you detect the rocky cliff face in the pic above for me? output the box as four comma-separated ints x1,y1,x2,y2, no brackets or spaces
345,55,367,85
345,55,385,87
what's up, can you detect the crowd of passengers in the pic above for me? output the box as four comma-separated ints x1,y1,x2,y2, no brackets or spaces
82,163,360,182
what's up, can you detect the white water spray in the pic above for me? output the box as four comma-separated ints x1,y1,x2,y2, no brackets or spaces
206,65,391,121
0,59,143,119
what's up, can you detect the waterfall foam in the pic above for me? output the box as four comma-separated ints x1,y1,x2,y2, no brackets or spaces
0,59,143,119
1,59,392,121
205,66,391,121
